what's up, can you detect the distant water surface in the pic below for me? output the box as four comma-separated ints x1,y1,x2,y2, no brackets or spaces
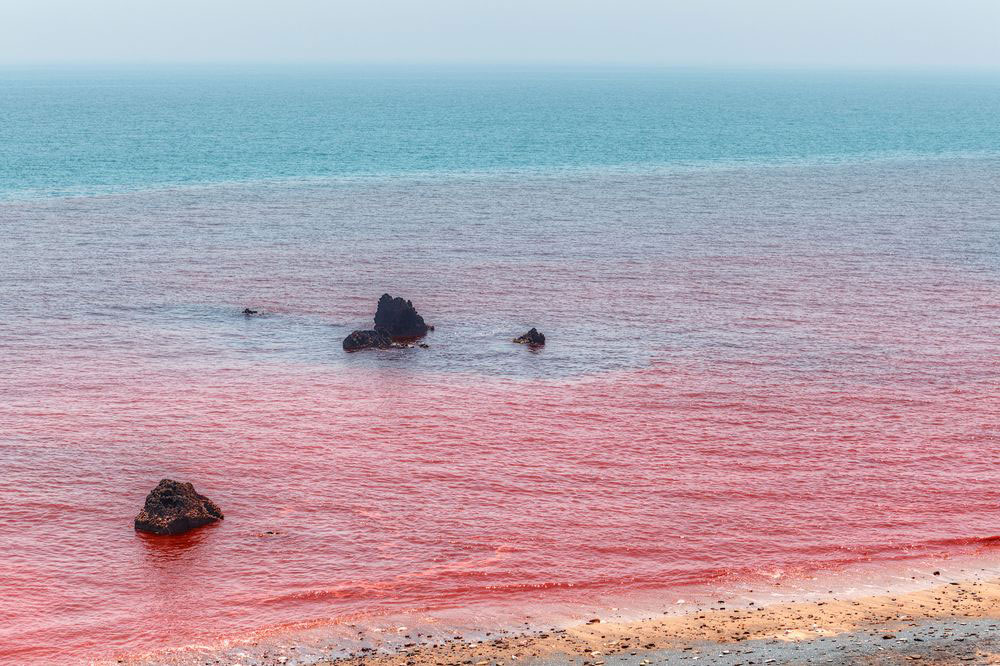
2,66,1000,199
0,68,998,664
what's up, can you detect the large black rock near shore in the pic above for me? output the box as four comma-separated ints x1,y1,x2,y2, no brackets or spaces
134,479,224,535
343,294,432,350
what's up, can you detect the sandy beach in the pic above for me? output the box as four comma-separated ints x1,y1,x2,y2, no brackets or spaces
309,576,1000,666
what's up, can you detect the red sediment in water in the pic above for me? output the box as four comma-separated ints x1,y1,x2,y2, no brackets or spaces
1,165,999,662
2,335,999,662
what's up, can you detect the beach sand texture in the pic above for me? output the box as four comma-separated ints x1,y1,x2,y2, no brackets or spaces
109,573,1000,665
318,580,1000,666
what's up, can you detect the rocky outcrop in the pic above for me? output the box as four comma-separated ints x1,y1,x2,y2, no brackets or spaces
134,479,224,535
342,294,432,350
373,294,431,338
343,328,394,351
514,328,545,346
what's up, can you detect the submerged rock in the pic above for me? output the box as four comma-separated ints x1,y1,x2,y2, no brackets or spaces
373,294,431,338
342,328,395,351
134,479,224,535
513,328,545,346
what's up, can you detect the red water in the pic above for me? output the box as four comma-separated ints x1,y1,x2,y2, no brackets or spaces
2,164,999,663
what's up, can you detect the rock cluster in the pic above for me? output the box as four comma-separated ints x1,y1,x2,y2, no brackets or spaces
134,479,224,535
136,302,550,539
341,295,545,352
343,294,431,350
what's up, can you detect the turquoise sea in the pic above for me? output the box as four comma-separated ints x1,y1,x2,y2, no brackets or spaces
2,67,1000,199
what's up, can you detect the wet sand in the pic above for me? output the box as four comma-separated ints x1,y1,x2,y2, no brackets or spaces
314,578,1000,666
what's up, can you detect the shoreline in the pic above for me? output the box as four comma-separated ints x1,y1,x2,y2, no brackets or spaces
110,560,1000,665
317,579,1000,665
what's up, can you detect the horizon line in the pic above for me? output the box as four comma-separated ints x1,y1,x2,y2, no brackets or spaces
2,60,1000,73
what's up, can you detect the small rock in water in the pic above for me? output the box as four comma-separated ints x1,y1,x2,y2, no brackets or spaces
134,479,224,535
513,328,545,346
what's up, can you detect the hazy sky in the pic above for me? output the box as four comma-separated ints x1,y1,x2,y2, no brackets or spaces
1,0,998,67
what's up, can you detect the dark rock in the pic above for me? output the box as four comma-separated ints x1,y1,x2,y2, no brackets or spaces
134,479,224,535
373,294,430,338
343,328,394,351
242,308,259,316
513,328,545,346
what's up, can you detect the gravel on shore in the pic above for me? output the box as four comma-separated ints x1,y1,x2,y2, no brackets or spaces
316,580,1000,666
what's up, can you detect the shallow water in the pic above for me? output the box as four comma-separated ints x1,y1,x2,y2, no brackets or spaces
1,69,999,663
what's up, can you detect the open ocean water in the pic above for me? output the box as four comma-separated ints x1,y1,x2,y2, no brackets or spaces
1,67,999,663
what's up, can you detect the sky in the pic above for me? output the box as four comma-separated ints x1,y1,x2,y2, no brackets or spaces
1,0,998,68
